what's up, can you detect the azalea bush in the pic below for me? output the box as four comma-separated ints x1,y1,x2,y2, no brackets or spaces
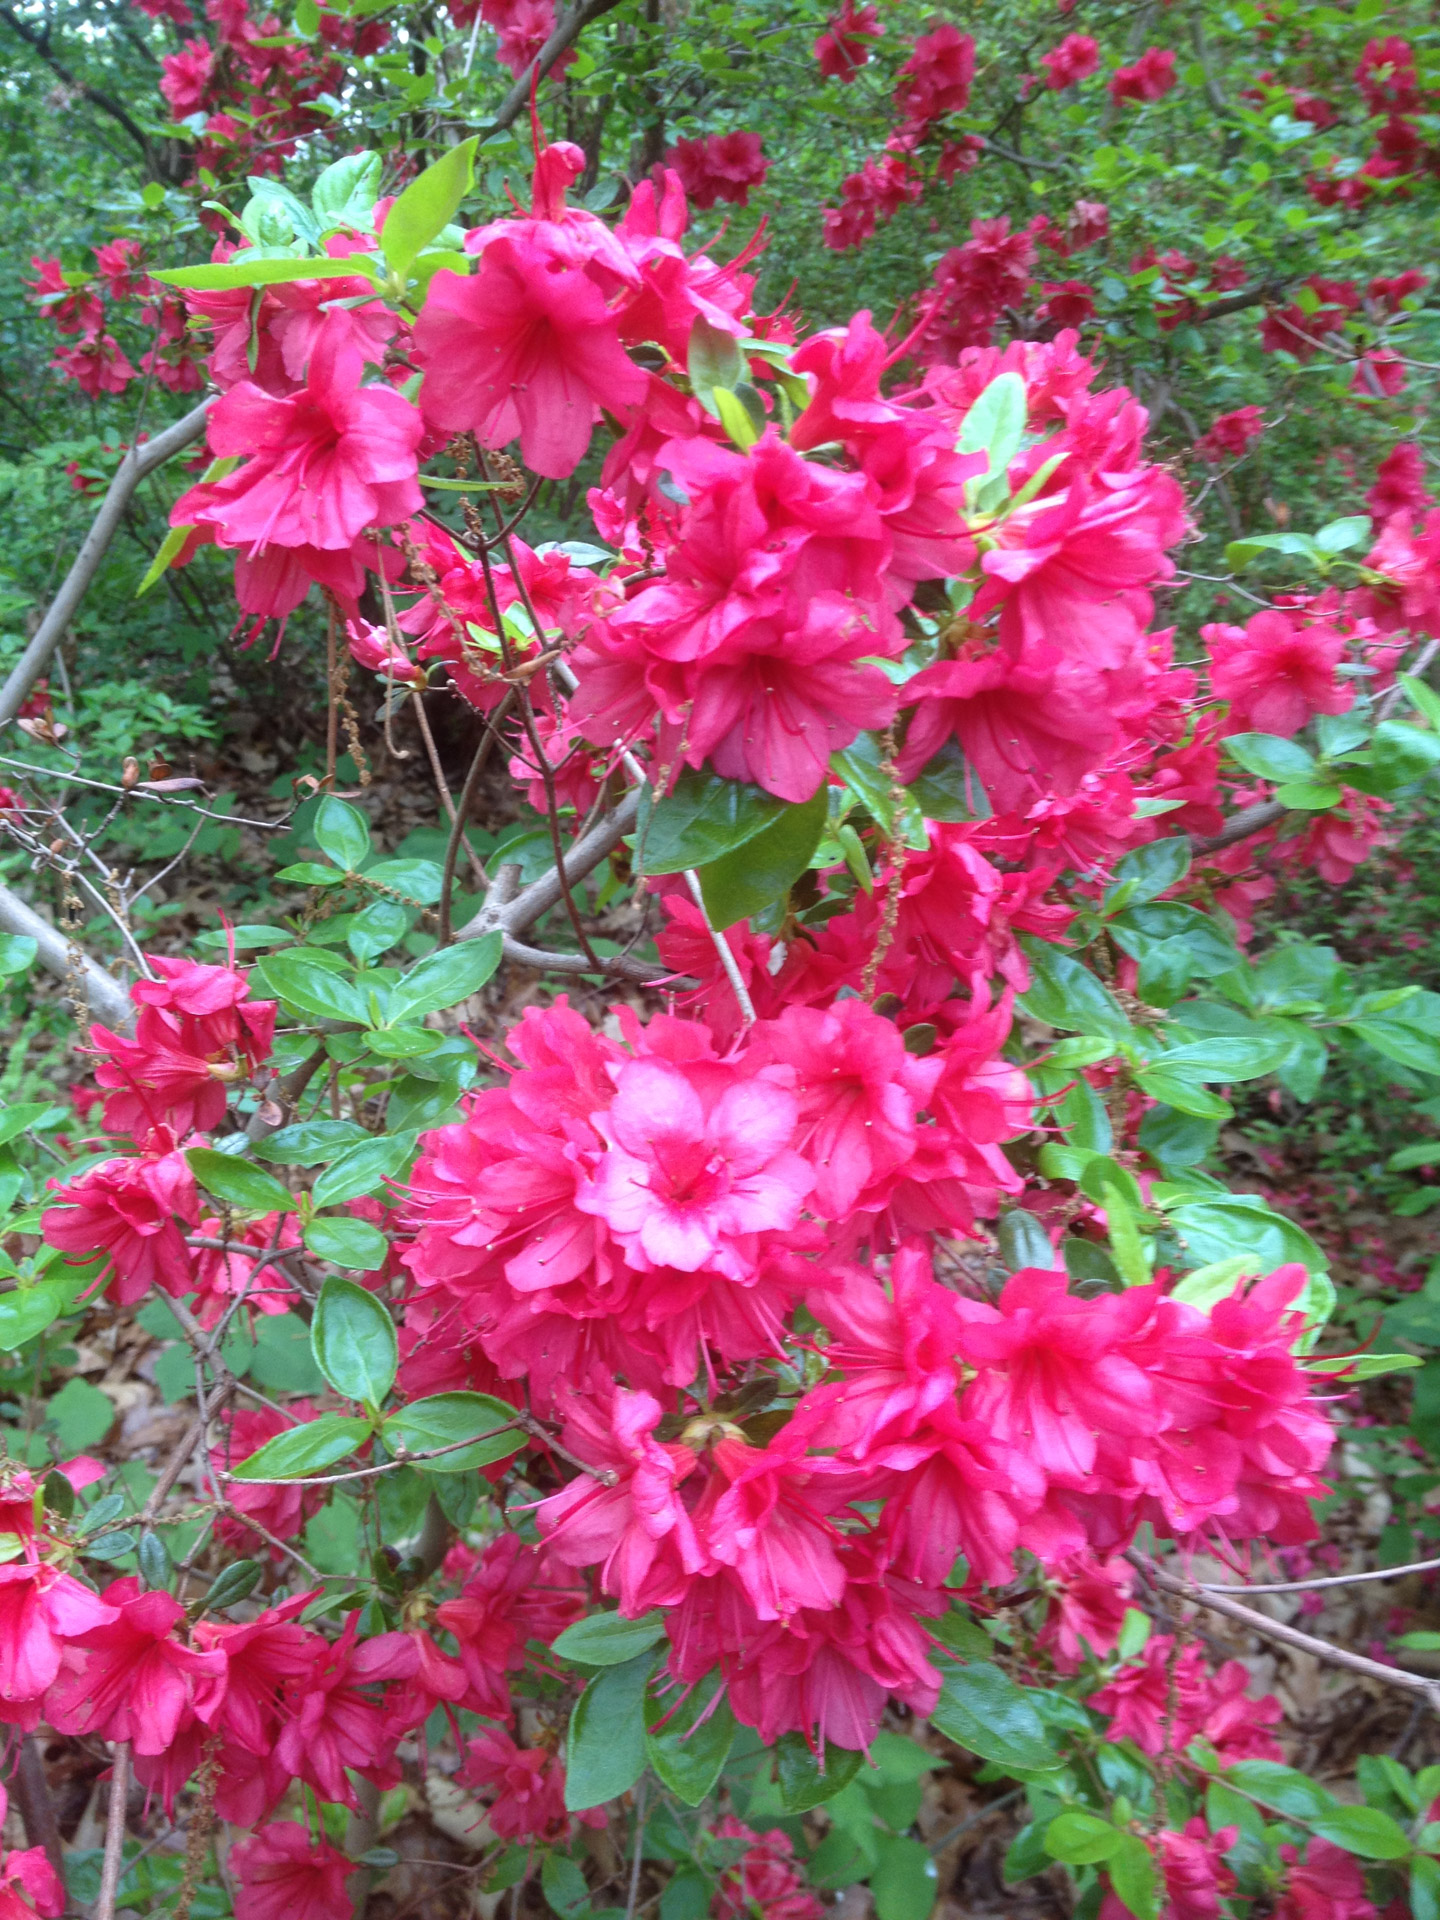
3,4,1440,1920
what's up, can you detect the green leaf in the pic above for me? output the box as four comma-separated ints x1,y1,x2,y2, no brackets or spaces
382,1391,522,1471
687,315,747,417
363,857,446,904
957,371,1027,488
185,1148,295,1215
310,1132,418,1209
870,1835,939,1920
1309,1805,1412,1861
905,738,990,823
304,1215,389,1271
1018,946,1130,1039
1146,1034,1294,1082
542,1853,591,1920
1224,1760,1333,1822
697,788,827,929
1108,1835,1160,1920
1223,732,1316,783
275,861,346,886
0,936,38,978
0,1103,54,1147
312,149,382,226
1304,1352,1422,1378
0,1278,74,1350
1107,837,1191,908
929,1661,1058,1773
313,796,371,871
349,899,410,963
253,1119,370,1164
713,385,760,449
644,1670,736,1805
929,1604,994,1659
775,1735,865,1811
383,136,478,279
197,1558,264,1614
1401,673,1440,732
638,769,786,874
1313,515,1371,555
1165,1196,1326,1275
564,1649,657,1810
253,950,369,1025
1044,1811,1123,1866
554,1611,667,1667
310,1277,398,1405
229,1411,372,1481
997,1210,1057,1274
1412,1855,1440,1920
1273,782,1344,811
151,255,369,292
386,933,502,1022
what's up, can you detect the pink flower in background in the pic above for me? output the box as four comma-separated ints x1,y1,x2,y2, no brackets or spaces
1197,405,1265,463
461,1728,570,1841
665,132,769,209
1109,47,1176,104
1037,280,1096,328
159,39,215,117
1041,33,1099,88
1207,610,1352,735
894,23,974,128
1367,442,1431,522
814,2,882,82
43,1148,197,1305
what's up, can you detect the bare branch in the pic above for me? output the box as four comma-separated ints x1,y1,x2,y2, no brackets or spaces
454,787,641,944
0,879,133,1027
94,1741,132,1920
1191,799,1287,856
0,396,213,730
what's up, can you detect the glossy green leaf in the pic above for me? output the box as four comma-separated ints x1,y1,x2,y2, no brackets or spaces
382,1391,523,1471
228,1411,372,1481
929,1660,1058,1773
775,1734,865,1811
253,1119,370,1164
957,371,1026,486
185,1148,295,1214
1224,733,1316,783
554,1610,667,1667
304,1215,389,1271
638,769,787,874
253,950,369,1025
1019,946,1130,1039
687,315,747,416
313,796,371,871
1223,1760,1333,1821
564,1649,657,1810
386,932,502,1022
1109,1834,1160,1920
310,1132,418,1208
697,788,828,929
869,1835,939,1920
644,1670,736,1804
310,1276,398,1405
1044,1810,1123,1866
1309,1804,1413,1861
151,255,371,292
312,149,382,226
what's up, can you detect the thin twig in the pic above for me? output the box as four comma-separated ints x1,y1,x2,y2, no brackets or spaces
1135,1557,1440,1709
683,871,755,1025
625,1777,648,1920
93,1741,131,1920
1196,1553,1440,1596
438,694,515,945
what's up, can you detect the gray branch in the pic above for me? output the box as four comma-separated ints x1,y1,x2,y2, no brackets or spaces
454,788,641,944
483,0,629,134
0,881,133,1028
0,395,213,730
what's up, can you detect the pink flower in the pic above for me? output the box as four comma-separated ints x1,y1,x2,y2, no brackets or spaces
1037,1554,1133,1672
712,1819,825,1920
436,1533,585,1718
1367,443,1431,522
1356,36,1419,116
0,1564,119,1709
42,1148,197,1306
272,1617,417,1808
414,218,646,477
460,1727,570,1841
45,1578,227,1756
160,39,215,116
1206,609,1352,736
1040,33,1099,88
698,1432,847,1623
1197,405,1265,463
230,1824,357,1920
172,318,422,554
51,336,135,398
578,1055,812,1276
194,1593,323,1753
1037,280,1096,328
0,1847,64,1920
1157,1820,1238,1920
894,23,974,127
665,132,769,209
538,1388,705,1614
1109,46,1176,104
1276,1838,1381,1920
814,2,882,82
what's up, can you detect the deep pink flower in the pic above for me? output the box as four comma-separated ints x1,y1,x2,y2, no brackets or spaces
814,2,882,82
436,1533,585,1718
414,228,645,478
538,1388,705,1614
0,1847,64,1920
1037,280,1096,328
579,1055,811,1276
0,1564,118,1709
1197,405,1265,463
894,23,974,127
1356,36,1419,116
45,1578,226,1755
51,336,135,397
230,1824,356,1920
1040,33,1099,88
43,1148,197,1305
1109,46,1176,103
174,318,421,557
194,1593,323,1753
272,1617,417,1808
160,39,215,116
1206,609,1352,736
461,1727,570,1841
1037,1553,1133,1672
1157,1820,1238,1920
1367,442,1430,521
1275,1838,1380,1920
712,1819,825,1920
665,132,769,209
